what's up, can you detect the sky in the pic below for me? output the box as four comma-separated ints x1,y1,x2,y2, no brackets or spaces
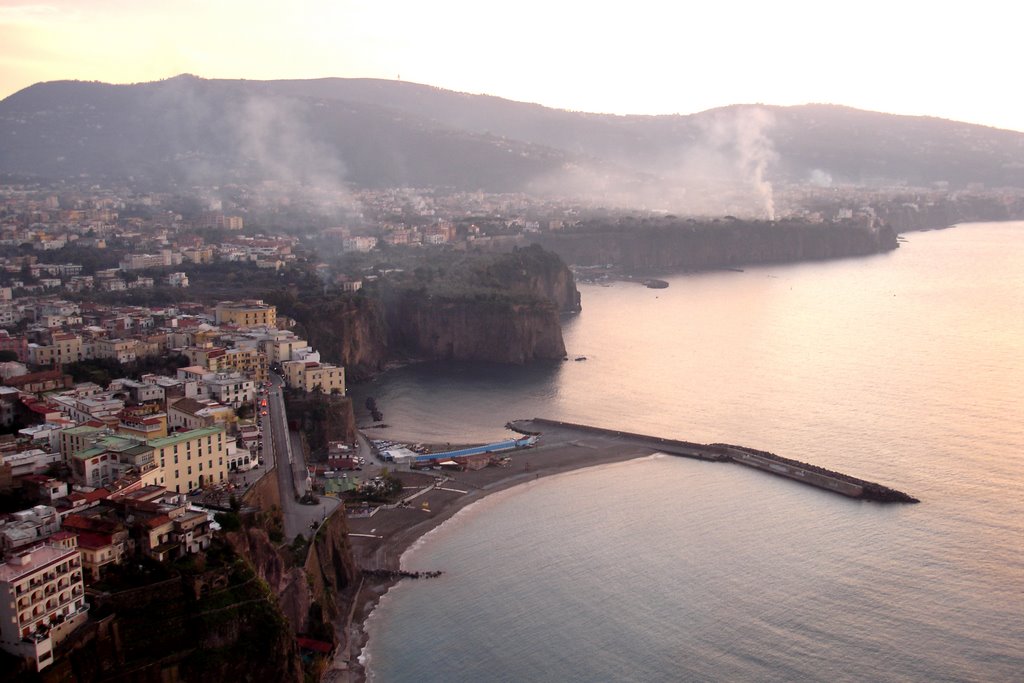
1,0,1021,132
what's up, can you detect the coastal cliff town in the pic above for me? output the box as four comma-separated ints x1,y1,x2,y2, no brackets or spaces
0,177,1019,679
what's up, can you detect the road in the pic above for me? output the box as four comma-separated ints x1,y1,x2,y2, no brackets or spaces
263,373,341,541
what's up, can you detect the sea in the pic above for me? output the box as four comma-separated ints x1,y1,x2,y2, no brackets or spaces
353,221,1024,682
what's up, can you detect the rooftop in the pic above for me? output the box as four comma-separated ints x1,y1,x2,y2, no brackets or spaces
0,544,79,583
147,425,224,448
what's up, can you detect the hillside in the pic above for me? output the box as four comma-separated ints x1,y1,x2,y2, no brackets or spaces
3,76,1024,196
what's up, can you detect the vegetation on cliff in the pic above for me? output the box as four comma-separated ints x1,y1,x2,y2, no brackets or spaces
536,216,899,273
13,538,304,683
284,390,358,457
269,244,579,374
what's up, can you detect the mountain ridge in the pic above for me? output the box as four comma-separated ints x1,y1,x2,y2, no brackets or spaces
3,75,1024,199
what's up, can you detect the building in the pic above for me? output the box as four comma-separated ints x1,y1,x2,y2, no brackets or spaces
50,333,84,366
220,347,267,383
69,435,157,489
0,541,87,671
148,426,228,494
59,424,108,462
259,332,310,365
0,331,28,362
92,338,137,364
108,377,165,405
167,397,234,433
0,506,61,555
116,409,168,441
60,514,128,581
282,360,346,394
214,300,276,329
166,272,190,287
203,373,255,409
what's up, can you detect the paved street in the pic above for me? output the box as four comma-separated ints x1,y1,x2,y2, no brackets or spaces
264,373,341,541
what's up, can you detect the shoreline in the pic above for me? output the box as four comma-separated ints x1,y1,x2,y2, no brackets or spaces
334,424,665,681
331,418,916,681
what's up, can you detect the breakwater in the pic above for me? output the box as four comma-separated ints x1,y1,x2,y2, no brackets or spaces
508,418,918,503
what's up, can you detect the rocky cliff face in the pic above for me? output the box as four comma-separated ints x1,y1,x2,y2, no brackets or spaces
290,246,579,373
293,296,390,381
228,508,358,643
386,296,567,363
536,219,899,273
39,545,304,683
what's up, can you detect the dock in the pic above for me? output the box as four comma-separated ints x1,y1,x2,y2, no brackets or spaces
507,418,918,503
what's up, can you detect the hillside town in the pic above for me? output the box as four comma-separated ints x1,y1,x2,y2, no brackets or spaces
0,285,347,671
1,176,1022,675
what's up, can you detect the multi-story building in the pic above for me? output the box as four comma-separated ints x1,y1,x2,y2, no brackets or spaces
69,435,157,489
167,397,234,433
116,410,168,441
221,347,267,383
203,373,255,409
108,378,165,405
59,424,107,462
213,300,276,329
0,330,28,362
50,333,83,366
282,360,346,394
259,331,310,365
0,540,87,671
148,426,228,494
92,338,137,364
0,506,61,555
60,514,128,581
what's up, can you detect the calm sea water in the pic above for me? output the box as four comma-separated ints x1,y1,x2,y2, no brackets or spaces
356,222,1024,682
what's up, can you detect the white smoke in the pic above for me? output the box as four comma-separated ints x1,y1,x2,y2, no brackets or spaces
701,106,778,220
525,106,780,219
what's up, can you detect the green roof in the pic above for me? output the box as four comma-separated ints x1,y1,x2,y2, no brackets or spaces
63,424,104,436
147,425,224,448
72,434,146,460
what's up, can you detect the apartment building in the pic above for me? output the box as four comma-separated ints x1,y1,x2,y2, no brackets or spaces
148,426,228,494
0,540,87,671
213,300,276,329
282,360,346,394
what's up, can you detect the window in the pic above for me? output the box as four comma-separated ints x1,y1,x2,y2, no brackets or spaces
187,466,192,475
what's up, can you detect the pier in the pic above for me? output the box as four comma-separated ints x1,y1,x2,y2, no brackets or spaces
507,418,918,503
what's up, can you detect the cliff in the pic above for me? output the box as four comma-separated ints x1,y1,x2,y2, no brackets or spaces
535,218,899,273
385,295,567,363
27,541,304,683
286,393,359,457
283,245,579,374
226,512,358,644
284,296,390,382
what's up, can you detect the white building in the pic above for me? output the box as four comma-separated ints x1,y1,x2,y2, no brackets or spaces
0,539,88,671
203,373,255,409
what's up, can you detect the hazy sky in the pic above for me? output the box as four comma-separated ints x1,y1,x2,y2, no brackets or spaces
1,0,1020,131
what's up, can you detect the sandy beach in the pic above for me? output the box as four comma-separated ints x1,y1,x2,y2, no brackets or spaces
334,420,679,681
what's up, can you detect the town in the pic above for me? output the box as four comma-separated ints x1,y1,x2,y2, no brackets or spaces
1,176,1022,677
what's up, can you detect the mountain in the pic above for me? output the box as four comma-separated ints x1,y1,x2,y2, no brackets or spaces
2,75,1024,195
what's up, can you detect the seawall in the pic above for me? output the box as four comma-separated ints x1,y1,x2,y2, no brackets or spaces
509,418,918,503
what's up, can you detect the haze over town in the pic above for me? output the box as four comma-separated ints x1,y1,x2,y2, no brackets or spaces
1,0,1021,132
